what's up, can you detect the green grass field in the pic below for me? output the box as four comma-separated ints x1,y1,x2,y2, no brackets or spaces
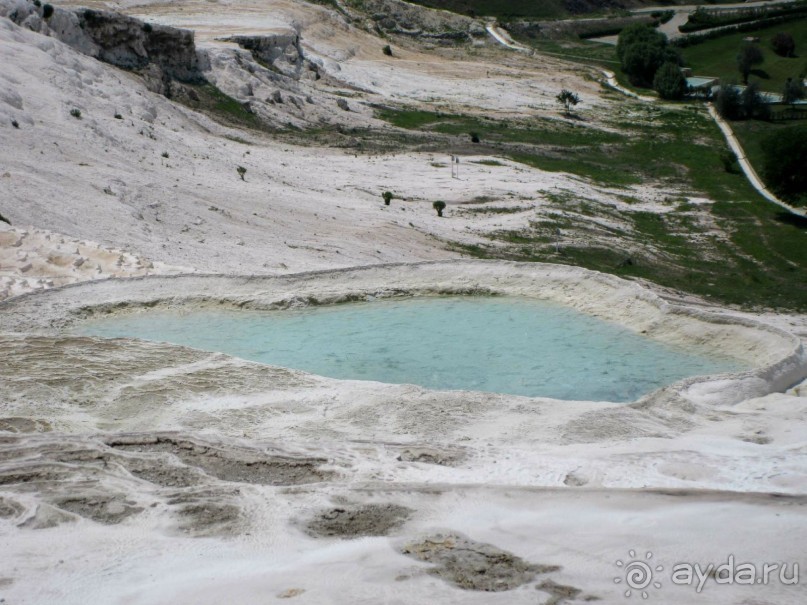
680,18,807,93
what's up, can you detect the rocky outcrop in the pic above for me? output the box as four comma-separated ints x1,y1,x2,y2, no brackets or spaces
220,30,320,81
0,0,204,94
76,10,202,82
336,0,486,42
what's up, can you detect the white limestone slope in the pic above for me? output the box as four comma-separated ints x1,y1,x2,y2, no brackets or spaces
0,8,642,295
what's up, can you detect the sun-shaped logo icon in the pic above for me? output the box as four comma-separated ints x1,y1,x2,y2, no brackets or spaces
614,550,664,599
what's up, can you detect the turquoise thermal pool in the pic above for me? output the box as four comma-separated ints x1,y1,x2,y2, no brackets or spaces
77,297,746,402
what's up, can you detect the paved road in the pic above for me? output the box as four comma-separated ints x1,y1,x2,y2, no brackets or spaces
631,0,800,15
632,0,801,39
590,0,800,43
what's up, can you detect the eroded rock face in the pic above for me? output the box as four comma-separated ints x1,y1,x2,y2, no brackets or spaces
0,0,204,92
346,0,485,40
224,31,320,81
76,10,202,82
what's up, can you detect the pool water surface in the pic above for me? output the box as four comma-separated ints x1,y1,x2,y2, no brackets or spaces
77,296,745,402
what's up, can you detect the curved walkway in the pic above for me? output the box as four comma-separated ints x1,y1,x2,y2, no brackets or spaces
707,104,807,217
484,24,531,53
600,69,657,101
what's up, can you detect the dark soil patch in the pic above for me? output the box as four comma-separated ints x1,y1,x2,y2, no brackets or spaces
107,435,333,485
306,503,413,538
402,533,560,591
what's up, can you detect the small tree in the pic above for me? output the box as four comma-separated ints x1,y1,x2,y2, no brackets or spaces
237,166,246,181
432,200,446,217
771,32,796,58
715,83,742,120
783,77,805,106
737,44,764,85
740,82,769,120
382,45,392,57
382,191,393,206
653,62,687,100
556,89,580,115
42,3,53,19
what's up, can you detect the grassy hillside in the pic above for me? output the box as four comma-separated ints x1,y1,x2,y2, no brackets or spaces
374,104,807,310
680,17,807,93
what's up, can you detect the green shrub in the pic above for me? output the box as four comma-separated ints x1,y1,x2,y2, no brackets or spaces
237,165,247,181
42,3,53,19
653,62,686,100
11,119,19,128
470,132,480,143
761,124,807,204
719,150,738,173
782,77,805,106
382,191,393,205
433,200,446,217
772,32,796,57
715,83,742,120
69,108,81,119
382,44,392,56
142,22,153,34
740,82,769,120
161,151,169,158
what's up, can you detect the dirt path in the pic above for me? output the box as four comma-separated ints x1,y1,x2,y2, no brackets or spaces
708,104,807,218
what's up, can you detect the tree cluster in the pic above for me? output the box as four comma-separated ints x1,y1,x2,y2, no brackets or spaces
617,24,679,88
715,82,770,121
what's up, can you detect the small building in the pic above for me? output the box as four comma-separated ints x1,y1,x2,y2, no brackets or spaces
686,76,720,97
743,36,760,43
